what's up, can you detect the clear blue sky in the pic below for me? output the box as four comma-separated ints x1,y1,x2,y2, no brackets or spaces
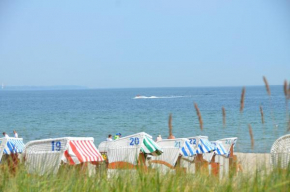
0,0,289,88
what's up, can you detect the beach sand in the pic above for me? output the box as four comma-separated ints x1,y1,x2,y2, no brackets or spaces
235,153,271,174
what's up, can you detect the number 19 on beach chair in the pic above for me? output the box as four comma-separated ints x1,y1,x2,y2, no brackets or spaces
23,137,103,175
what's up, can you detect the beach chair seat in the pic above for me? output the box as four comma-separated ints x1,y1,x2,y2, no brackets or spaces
270,134,290,169
23,137,103,175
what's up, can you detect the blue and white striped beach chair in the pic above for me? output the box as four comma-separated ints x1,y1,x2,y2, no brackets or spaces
0,137,25,162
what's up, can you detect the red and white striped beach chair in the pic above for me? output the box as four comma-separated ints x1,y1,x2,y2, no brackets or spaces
23,137,103,175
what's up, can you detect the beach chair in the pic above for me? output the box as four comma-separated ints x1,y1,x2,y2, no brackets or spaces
270,134,290,169
187,136,216,174
98,132,162,171
23,137,103,175
149,138,196,173
0,137,25,166
213,137,238,177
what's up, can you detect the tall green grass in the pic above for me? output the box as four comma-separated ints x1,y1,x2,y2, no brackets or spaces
0,162,289,192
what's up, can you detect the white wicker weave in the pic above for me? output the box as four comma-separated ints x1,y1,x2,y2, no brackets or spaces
270,134,290,169
98,132,152,153
98,132,151,166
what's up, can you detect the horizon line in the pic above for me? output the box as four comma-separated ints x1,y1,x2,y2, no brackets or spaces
0,84,283,91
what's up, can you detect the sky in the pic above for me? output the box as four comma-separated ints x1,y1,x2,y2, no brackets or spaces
0,0,289,88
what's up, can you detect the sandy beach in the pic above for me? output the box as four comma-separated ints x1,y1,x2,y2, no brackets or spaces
235,153,271,174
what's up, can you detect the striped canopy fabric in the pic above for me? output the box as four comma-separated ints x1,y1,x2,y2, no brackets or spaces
211,141,228,156
64,140,103,165
218,137,238,157
3,138,25,154
196,138,216,154
141,136,163,156
181,140,196,157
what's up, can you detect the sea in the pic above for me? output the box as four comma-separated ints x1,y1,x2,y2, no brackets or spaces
0,86,288,153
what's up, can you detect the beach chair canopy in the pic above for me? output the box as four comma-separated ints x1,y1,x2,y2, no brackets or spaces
150,138,195,168
0,137,25,154
270,134,290,169
24,137,103,175
211,141,228,156
217,137,237,157
188,136,216,154
0,137,25,162
98,132,163,166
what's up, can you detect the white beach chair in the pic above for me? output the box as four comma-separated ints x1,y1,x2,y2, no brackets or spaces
0,137,25,163
23,137,103,175
150,138,195,173
270,134,290,169
213,137,238,178
98,132,162,170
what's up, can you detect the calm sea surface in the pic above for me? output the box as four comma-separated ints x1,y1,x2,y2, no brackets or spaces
0,86,288,153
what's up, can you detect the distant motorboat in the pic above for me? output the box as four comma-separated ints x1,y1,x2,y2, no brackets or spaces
134,95,158,99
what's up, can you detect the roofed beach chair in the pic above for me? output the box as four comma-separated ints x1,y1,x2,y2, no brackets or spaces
23,137,103,175
149,138,196,173
270,134,290,169
213,137,238,177
98,132,163,171
187,136,216,174
0,137,25,167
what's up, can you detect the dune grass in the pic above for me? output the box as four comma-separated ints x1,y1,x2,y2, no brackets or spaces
0,161,289,192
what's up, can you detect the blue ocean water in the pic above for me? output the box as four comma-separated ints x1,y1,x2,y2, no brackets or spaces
0,86,288,153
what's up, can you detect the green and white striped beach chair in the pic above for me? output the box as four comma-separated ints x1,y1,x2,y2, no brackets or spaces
98,132,163,170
